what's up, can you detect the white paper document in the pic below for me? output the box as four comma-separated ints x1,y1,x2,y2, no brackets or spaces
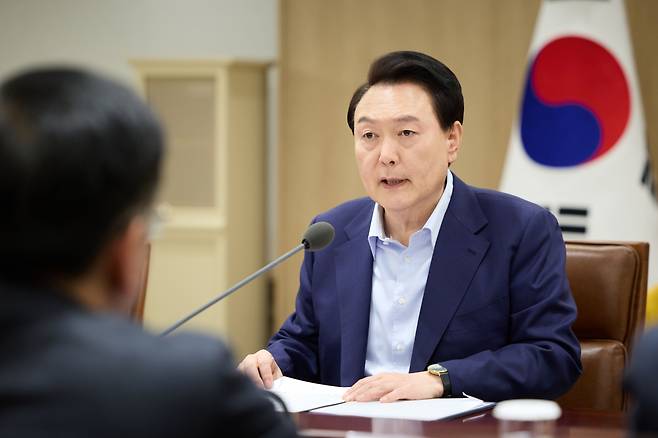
269,377,348,413
314,395,494,421
269,377,494,420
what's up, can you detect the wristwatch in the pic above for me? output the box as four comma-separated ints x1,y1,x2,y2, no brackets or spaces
427,363,452,398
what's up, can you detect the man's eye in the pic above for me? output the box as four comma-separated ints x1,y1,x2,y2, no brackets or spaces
363,132,376,140
400,130,416,137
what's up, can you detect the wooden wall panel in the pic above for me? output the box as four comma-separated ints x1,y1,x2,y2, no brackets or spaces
275,0,658,330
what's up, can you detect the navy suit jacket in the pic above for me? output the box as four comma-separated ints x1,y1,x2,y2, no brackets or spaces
0,284,297,437
268,174,581,401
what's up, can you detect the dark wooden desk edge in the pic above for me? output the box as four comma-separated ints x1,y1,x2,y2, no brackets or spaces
295,408,626,437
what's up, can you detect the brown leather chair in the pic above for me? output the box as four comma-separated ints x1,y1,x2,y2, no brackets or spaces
558,241,648,411
130,243,151,322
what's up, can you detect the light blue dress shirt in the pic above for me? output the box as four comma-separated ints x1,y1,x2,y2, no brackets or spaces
364,170,454,376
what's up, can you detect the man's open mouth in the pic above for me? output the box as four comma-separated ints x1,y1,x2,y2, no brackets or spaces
381,178,408,187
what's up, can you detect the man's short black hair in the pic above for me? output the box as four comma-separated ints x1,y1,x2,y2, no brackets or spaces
347,51,464,133
0,68,164,283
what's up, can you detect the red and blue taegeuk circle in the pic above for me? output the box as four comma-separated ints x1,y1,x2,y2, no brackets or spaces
520,36,631,167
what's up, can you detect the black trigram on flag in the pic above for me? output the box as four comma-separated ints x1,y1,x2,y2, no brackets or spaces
545,206,589,236
641,158,656,201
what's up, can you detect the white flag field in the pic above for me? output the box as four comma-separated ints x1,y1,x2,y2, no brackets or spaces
500,0,658,288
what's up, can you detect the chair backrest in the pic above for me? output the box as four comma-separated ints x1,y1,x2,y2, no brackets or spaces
130,243,151,322
558,241,648,411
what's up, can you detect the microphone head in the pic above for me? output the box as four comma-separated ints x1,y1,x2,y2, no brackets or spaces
302,221,335,251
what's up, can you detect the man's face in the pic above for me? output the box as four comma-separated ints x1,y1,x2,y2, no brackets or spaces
353,82,461,218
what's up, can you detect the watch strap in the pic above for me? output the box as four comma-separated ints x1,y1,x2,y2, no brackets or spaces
439,371,452,398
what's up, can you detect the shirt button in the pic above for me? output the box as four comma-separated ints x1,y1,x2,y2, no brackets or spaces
404,256,411,263
395,343,403,352
397,297,406,305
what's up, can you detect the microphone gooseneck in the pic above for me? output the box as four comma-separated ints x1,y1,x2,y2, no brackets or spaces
160,221,335,336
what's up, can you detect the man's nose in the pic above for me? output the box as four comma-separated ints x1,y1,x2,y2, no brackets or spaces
379,137,399,166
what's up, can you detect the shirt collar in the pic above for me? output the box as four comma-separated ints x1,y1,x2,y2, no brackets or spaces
367,169,454,257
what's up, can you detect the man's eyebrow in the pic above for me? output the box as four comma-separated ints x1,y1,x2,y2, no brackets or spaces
394,115,420,123
356,116,374,125
356,115,420,124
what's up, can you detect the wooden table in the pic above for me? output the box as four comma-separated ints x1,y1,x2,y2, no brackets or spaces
296,408,626,437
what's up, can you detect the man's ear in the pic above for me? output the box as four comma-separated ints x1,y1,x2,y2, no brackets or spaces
105,216,149,314
447,121,463,164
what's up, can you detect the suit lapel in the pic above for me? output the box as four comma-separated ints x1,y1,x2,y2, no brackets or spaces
409,176,490,372
335,202,374,386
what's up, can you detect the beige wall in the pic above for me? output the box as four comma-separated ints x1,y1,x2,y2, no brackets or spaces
274,0,658,329
0,1,278,347
134,61,270,358
0,0,277,85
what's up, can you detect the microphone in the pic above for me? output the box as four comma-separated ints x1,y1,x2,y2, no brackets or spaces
160,221,335,336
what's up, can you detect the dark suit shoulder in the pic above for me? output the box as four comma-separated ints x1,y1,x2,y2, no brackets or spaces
54,315,249,408
469,185,558,232
447,175,557,241
5,309,296,438
627,329,658,408
472,186,547,215
52,311,230,371
37,314,230,403
626,328,658,433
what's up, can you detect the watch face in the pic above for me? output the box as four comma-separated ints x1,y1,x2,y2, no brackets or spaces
428,363,447,374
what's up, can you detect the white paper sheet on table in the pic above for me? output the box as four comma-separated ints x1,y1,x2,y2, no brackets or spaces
313,395,495,421
269,377,494,420
269,376,349,413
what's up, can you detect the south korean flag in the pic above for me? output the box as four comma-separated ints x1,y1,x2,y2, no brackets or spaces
500,0,658,287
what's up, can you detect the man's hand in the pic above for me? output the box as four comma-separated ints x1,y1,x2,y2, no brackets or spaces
342,371,443,402
237,349,283,389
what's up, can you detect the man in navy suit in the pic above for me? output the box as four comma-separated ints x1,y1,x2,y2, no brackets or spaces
240,51,581,402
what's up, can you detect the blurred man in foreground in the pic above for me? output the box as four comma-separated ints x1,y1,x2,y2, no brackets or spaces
0,68,296,437
626,327,658,436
